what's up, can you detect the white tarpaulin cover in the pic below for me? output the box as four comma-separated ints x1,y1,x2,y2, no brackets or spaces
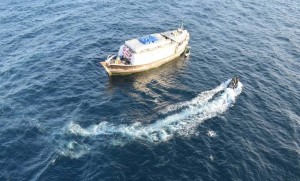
130,42,177,65
118,29,189,65
161,30,188,43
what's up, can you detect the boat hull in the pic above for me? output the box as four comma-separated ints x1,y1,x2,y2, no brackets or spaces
100,44,188,76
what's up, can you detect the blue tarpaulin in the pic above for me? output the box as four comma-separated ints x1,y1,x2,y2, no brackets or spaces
138,35,158,44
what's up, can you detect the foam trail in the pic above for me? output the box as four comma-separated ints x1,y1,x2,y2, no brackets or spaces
67,79,243,144
161,79,231,113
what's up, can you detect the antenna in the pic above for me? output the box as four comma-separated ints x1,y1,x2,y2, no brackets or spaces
180,21,184,29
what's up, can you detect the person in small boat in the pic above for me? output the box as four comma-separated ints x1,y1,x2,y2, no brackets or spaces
229,76,239,89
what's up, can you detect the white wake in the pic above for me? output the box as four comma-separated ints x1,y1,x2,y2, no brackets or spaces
66,79,243,144
160,79,232,113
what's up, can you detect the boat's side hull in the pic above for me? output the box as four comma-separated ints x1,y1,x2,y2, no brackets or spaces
100,43,188,76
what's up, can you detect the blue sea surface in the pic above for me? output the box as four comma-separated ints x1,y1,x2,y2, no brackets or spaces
1,0,299,180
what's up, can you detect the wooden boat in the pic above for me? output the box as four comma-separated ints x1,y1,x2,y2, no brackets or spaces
100,26,190,76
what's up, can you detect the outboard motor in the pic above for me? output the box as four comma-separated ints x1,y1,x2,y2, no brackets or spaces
229,76,239,89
